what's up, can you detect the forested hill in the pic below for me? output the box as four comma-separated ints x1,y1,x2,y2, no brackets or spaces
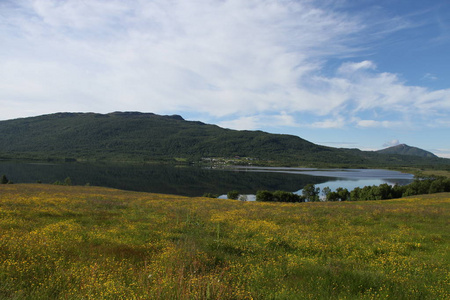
0,112,448,167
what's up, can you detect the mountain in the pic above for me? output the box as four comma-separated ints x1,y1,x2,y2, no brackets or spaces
376,144,437,158
0,112,448,167
0,112,335,164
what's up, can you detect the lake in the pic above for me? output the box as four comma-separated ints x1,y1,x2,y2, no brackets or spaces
0,161,414,197
229,166,415,200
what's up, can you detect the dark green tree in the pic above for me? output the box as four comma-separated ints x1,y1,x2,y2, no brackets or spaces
227,190,240,200
203,193,219,198
372,183,392,200
350,187,361,201
64,177,72,186
326,191,340,201
359,186,377,200
322,186,331,199
302,184,320,202
428,177,450,194
273,190,302,202
336,187,350,201
1,175,8,184
392,184,405,198
256,190,273,202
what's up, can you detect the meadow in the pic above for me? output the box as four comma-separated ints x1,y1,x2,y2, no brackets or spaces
0,184,448,299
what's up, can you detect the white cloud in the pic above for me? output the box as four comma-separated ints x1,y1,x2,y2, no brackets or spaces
422,73,438,81
337,60,376,74
356,119,403,128
218,113,298,131
309,117,346,129
433,149,450,159
383,139,400,148
218,116,261,131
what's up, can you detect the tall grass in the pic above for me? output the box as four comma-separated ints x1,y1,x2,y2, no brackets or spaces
0,184,448,299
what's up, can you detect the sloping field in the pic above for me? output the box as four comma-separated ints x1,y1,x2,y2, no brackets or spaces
0,184,448,299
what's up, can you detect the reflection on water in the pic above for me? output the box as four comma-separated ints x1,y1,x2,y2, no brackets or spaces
0,162,414,197
232,166,414,180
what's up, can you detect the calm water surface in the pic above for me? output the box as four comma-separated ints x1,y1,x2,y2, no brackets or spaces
0,161,414,197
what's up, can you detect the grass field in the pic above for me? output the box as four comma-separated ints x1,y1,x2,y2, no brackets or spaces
0,184,448,299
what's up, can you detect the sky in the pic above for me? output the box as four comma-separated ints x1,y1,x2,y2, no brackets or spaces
1,0,449,158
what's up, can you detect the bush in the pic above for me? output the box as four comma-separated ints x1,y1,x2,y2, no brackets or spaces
273,190,303,202
203,193,219,198
1,175,8,184
256,190,273,202
256,190,304,202
227,190,240,200
64,177,72,186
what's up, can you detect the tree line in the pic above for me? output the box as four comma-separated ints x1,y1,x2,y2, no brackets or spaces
0,175,74,186
254,175,450,202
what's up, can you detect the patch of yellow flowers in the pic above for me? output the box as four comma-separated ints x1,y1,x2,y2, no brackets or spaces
0,184,448,299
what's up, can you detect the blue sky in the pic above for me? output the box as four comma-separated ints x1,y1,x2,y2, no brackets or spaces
1,0,449,157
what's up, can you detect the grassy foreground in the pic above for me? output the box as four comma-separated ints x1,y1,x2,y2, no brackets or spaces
0,185,448,299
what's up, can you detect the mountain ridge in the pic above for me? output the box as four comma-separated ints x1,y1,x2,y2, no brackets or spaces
0,112,448,167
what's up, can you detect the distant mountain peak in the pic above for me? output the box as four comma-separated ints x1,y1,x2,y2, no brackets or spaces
377,144,437,158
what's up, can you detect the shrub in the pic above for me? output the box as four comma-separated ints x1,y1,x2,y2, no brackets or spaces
1,175,8,184
227,190,239,200
203,193,219,198
64,177,72,186
256,190,273,202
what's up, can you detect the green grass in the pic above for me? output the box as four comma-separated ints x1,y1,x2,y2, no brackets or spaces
0,184,449,299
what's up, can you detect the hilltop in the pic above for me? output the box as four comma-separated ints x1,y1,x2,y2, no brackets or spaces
377,144,437,158
0,112,448,167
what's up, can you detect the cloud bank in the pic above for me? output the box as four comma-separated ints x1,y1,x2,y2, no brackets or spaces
0,0,449,133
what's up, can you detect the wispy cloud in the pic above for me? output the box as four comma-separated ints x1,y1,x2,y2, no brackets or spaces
218,113,298,131
337,60,376,74
422,73,438,81
309,117,346,129
356,119,403,129
433,149,450,159
383,139,401,148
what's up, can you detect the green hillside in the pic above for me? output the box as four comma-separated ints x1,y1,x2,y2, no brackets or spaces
0,112,448,167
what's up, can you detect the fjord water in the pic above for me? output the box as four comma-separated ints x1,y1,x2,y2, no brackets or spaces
231,166,414,199
0,162,414,197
